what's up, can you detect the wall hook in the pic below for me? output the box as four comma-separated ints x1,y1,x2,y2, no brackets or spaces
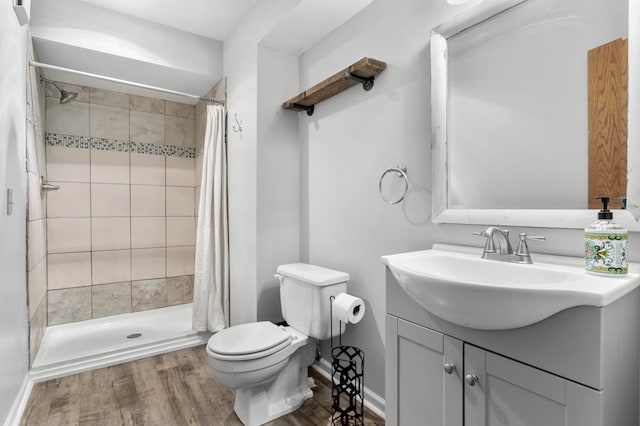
232,113,243,133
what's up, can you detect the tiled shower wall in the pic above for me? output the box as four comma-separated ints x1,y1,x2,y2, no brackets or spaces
26,39,48,364
45,84,201,326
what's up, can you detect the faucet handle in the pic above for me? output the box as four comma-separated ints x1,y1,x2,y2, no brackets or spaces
516,233,546,256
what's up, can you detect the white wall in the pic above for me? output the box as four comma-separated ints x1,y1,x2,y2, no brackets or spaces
298,0,456,398
256,46,300,321
0,4,30,424
298,0,640,400
224,0,301,325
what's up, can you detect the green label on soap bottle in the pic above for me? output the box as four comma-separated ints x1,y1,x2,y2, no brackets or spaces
584,232,628,275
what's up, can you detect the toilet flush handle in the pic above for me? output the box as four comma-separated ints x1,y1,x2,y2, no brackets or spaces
274,274,284,285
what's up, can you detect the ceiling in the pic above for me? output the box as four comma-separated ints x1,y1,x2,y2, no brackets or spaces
74,0,256,41
29,0,373,103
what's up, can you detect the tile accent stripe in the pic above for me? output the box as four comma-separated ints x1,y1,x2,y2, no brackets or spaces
93,139,130,153
46,133,91,149
46,133,198,158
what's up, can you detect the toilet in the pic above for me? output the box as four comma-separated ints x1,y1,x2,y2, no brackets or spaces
206,263,349,426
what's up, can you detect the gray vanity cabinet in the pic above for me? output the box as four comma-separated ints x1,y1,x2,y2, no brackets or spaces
385,267,639,426
385,316,463,426
386,315,602,426
463,344,600,426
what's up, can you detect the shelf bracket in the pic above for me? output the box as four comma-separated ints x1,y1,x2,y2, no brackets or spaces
343,72,375,91
292,103,315,116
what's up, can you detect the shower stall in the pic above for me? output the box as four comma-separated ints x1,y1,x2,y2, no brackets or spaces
26,59,226,381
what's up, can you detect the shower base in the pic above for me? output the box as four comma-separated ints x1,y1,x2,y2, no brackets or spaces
30,303,210,382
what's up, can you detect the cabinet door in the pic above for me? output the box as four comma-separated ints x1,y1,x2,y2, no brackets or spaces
386,315,463,426
464,344,602,426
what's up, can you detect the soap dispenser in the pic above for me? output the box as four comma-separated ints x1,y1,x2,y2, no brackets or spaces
584,196,628,275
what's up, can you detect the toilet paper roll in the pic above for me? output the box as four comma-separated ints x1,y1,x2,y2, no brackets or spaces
332,293,365,324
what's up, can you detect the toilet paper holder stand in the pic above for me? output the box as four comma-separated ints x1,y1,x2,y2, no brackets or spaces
329,295,365,426
329,295,342,348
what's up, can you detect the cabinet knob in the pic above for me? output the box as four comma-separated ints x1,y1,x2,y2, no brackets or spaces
465,374,479,386
443,363,456,374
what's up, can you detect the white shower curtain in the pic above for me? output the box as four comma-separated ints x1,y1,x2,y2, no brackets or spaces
193,104,229,332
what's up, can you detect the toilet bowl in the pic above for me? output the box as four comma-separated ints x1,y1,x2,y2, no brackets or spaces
206,263,350,425
207,322,316,425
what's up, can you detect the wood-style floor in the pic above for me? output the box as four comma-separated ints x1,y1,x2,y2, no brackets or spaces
21,346,384,426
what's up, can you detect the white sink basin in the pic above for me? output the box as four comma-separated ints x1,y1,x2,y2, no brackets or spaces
381,244,640,330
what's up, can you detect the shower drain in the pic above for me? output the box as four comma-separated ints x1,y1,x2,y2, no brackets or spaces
126,333,142,339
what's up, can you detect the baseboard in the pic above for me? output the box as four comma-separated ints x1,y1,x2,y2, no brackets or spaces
312,358,386,420
30,333,209,383
3,374,33,426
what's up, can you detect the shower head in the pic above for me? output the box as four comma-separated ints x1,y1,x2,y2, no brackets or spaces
42,77,78,104
58,87,78,104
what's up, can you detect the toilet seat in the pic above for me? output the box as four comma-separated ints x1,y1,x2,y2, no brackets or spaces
208,321,292,361
207,326,310,375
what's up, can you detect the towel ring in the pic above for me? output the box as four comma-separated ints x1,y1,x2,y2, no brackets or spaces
379,165,408,204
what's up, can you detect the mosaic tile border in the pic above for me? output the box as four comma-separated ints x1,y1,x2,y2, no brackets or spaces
46,133,198,158
46,133,91,149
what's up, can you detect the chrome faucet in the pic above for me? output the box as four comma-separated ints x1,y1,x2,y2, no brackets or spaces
473,227,545,264
477,226,513,255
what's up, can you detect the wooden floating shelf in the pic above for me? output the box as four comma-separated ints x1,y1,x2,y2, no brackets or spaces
282,57,387,116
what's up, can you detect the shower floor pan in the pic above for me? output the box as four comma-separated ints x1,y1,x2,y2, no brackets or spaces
31,303,211,382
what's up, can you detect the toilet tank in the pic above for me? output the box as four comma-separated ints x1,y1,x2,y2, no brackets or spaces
276,263,349,340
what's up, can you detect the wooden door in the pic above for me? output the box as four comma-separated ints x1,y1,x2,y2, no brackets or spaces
588,38,628,209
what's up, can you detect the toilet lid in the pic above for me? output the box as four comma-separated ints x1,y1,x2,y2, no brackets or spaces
208,321,291,357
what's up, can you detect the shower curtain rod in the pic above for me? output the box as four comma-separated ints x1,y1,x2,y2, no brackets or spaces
30,61,225,105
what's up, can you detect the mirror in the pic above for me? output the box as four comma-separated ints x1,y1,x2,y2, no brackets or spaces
431,0,640,229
